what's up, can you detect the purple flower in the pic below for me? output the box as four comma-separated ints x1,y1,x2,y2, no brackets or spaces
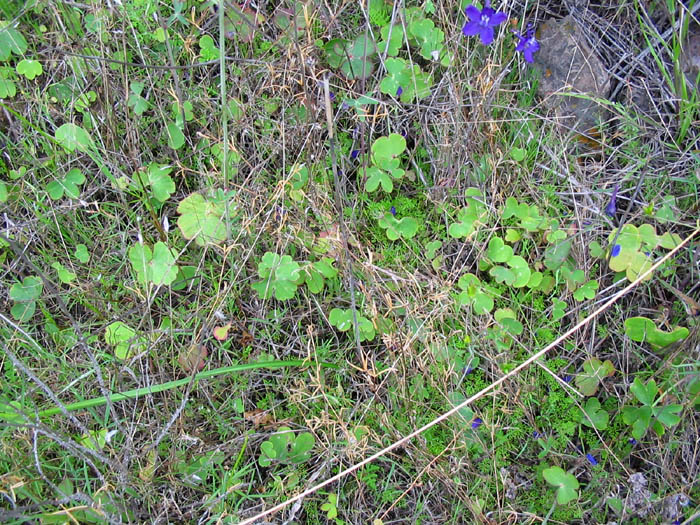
605,183,619,216
533,431,543,438
471,417,483,429
462,1,508,46
350,149,360,159
390,206,396,216
396,86,403,97
611,244,621,257
514,25,540,63
586,453,598,466
562,375,573,383
629,438,637,445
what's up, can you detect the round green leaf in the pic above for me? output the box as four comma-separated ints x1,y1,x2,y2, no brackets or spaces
55,123,94,153
16,59,43,80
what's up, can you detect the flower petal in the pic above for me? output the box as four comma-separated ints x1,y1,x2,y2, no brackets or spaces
462,21,480,37
479,26,494,45
489,12,508,26
465,5,481,19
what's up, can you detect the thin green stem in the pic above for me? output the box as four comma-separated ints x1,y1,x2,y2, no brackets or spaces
36,360,338,419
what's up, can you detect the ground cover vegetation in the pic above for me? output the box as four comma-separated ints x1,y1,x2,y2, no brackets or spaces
0,0,699,523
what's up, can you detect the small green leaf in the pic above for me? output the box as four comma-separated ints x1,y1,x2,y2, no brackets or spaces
573,279,598,302
654,404,682,429
9,276,43,303
0,77,16,98
580,397,609,430
128,242,179,287
199,34,220,61
55,123,94,153
11,302,36,322
510,147,526,162
0,25,28,58
176,192,229,246
16,59,42,79
543,466,579,505
630,377,657,406
52,262,77,284
166,122,185,150
487,236,513,263
0,181,7,203
142,163,175,202
575,358,615,396
251,252,300,301
75,244,90,263
624,316,689,350
105,321,146,360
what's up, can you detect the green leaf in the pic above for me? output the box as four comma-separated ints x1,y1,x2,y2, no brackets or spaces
575,358,615,396
510,147,526,162
252,252,300,301
507,255,531,288
505,228,521,242
425,240,442,259
128,242,179,286
166,122,185,150
9,276,43,303
573,279,598,302
457,273,493,315
288,432,315,463
630,377,657,406
47,168,85,200
329,308,354,331
624,316,689,350
544,239,572,270
143,163,175,202
365,166,394,193
15,58,44,80
75,244,90,263
543,466,579,505
15,59,42,79
128,93,149,115
11,302,36,322
489,265,515,286
653,404,682,429
52,262,77,284
176,193,228,246
55,123,94,153
0,25,28,58
198,34,219,61
580,397,609,430
105,321,146,360
379,24,404,56
487,236,513,263
0,77,16,98
623,405,652,440
0,181,7,203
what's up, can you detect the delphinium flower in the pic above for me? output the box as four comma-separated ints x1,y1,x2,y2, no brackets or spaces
611,244,621,257
396,86,403,97
605,183,619,216
471,417,483,429
586,453,598,466
350,149,360,160
390,206,397,216
513,24,540,63
462,1,508,46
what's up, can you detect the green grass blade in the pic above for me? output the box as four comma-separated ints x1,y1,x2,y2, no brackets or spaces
36,360,338,419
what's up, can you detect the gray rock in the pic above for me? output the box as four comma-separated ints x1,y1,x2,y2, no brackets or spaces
533,16,611,138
